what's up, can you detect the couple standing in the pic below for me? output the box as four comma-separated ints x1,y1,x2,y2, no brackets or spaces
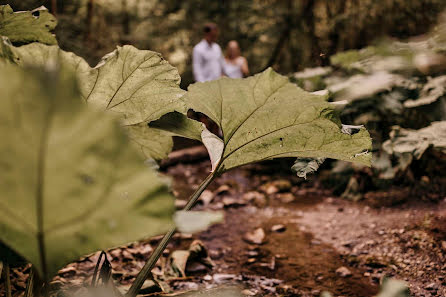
193,23,249,82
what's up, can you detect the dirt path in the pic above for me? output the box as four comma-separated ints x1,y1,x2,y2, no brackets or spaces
166,160,445,296
3,159,445,297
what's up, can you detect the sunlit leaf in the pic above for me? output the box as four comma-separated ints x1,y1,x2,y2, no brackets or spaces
3,42,185,160
0,5,57,45
0,64,175,280
151,68,372,173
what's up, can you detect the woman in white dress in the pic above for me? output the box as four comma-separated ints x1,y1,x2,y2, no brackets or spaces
222,40,249,78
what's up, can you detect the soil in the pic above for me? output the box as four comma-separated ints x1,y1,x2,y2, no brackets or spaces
2,158,445,297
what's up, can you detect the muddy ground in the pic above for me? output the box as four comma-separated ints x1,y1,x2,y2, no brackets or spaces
2,157,446,297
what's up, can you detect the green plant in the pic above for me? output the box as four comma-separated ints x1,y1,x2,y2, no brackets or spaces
0,5,373,297
127,68,372,296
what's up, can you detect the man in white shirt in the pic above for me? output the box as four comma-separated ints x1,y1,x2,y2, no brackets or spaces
192,23,223,82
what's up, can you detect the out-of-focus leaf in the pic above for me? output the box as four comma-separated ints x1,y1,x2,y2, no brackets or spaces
151,68,372,173
372,152,395,180
0,5,57,45
328,72,416,102
292,158,325,179
125,124,173,160
383,122,446,158
383,122,446,171
293,67,333,79
2,42,185,160
174,211,223,234
404,75,446,108
375,279,409,297
0,64,175,280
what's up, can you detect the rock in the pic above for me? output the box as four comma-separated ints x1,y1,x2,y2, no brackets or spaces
272,179,292,191
203,275,212,281
241,289,257,296
245,250,259,257
209,249,222,259
200,190,214,206
260,256,275,270
244,228,266,245
222,197,246,207
213,273,237,283
215,184,231,195
441,241,446,251
271,224,286,232
276,193,295,203
335,266,352,277
175,199,187,209
243,191,267,207
262,180,292,194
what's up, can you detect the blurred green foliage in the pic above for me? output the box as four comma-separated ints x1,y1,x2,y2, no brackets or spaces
2,0,446,87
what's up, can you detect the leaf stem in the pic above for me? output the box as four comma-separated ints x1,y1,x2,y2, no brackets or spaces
126,172,216,297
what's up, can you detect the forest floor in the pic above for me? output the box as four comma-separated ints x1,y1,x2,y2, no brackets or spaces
4,155,446,297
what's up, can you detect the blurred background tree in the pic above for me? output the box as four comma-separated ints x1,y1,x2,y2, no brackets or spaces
2,0,446,87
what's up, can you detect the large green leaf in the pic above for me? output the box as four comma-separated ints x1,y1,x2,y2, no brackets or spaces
3,42,185,160
0,64,175,280
151,68,371,173
0,5,57,45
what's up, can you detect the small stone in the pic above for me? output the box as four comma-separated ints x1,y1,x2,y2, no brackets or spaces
203,275,212,281
271,224,286,232
336,266,352,277
265,185,279,194
222,197,246,207
175,199,187,209
209,249,222,260
244,228,266,245
245,250,259,257
441,241,446,251
241,289,257,296
200,190,214,206
215,184,231,195
213,273,236,283
272,179,292,192
276,193,295,203
243,191,267,208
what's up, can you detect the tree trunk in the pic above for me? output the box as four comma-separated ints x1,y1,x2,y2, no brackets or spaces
262,0,293,70
85,0,94,43
122,0,130,36
51,0,57,16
